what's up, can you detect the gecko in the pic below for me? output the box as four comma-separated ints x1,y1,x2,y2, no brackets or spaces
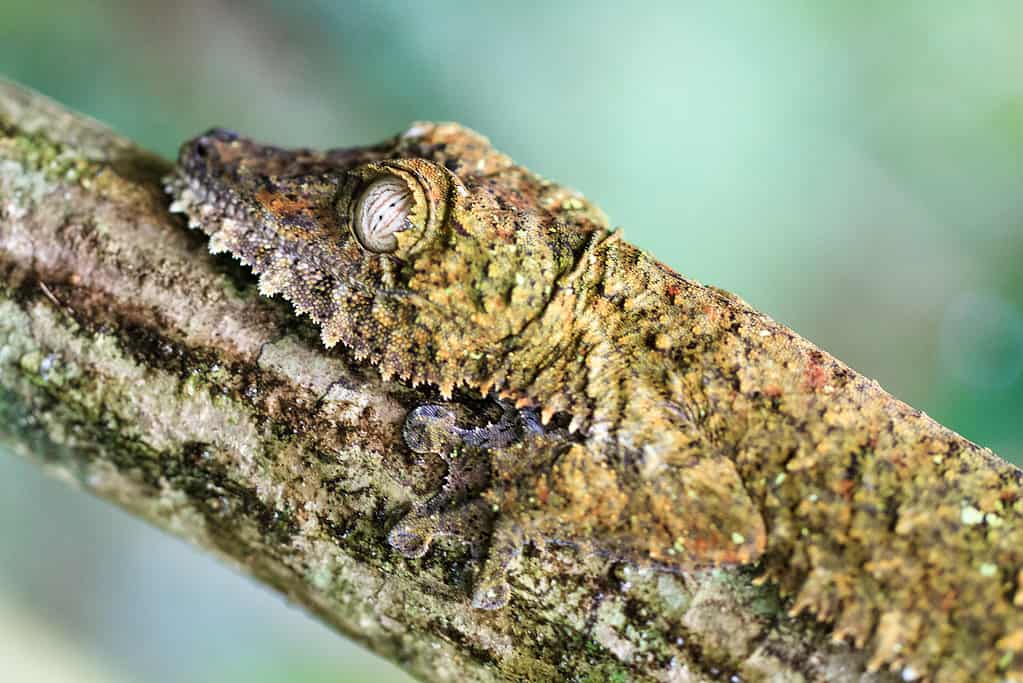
167,122,1023,682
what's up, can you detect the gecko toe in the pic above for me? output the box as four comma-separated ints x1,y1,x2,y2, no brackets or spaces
388,525,433,558
402,404,462,454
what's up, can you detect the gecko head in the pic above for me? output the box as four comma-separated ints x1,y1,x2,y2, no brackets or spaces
170,122,608,392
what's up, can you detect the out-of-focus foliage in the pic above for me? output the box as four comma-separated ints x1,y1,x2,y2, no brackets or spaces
1,2,1020,681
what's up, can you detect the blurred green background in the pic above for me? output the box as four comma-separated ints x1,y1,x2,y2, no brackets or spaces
2,1,1021,681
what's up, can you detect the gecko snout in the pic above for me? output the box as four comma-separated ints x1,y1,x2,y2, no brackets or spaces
178,128,244,187
183,128,239,162
197,127,240,147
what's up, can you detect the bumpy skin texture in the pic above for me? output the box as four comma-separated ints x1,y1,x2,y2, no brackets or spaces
169,122,1023,681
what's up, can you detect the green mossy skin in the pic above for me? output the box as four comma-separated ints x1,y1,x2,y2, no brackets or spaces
171,120,1023,682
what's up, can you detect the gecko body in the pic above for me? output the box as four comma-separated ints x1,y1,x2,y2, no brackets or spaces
169,123,1023,681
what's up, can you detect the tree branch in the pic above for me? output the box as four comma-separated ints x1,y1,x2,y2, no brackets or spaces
0,78,914,682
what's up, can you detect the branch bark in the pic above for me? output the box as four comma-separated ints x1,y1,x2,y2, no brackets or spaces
0,78,910,682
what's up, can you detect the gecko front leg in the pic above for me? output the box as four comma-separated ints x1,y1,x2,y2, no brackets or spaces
387,404,497,559
388,401,566,608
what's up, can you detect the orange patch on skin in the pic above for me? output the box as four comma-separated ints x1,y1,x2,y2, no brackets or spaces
834,479,855,501
804,361,829,391
255,187,317,217
534,476,550,506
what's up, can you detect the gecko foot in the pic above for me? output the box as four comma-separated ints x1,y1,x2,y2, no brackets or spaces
471,511,548,610
391,401,560,609
388,497,492,559
389,403,500,560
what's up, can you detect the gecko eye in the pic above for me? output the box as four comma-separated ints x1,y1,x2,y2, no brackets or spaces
352,175,415,253
342,159,453,257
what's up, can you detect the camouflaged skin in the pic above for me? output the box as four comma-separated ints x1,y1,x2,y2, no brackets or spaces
169,122,1023,682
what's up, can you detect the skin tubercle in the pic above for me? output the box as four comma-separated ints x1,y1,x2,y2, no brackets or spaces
168,121,1023,681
